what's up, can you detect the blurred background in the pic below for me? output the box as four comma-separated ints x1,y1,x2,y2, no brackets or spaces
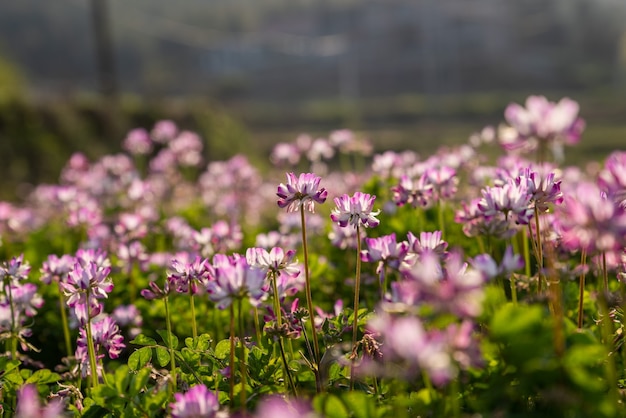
1,0,626,198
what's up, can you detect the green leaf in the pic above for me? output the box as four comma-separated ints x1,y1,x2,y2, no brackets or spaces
185,333,211,351
313,394,349,418
80,404,110,418
25,369,60,385
155,346,171,367
563,344,608,393
157,330,179,349
128,347,152,371
341,392,376,418
129,334,157,346
113,365,130,392
214,339,231,360
128,367,151,397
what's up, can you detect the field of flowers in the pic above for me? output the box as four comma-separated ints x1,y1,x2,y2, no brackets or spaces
1,95,625,417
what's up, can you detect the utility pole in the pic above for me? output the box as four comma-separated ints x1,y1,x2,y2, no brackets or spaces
91,0,117,98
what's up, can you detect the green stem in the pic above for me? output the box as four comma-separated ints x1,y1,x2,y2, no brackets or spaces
164,296,177,393
189,289,197,340
350,225,362,390
577,250,587,329
238,300,247,413
509,273,517,305
437,202,446,240
300,205,322,392
5,279,17,360
278,337,297,396
229,303,235,405
602,252,609,292
522,229,531,279
58,289,73,358
534,206,544,292
253,307,263,349
598,292,619,413
271,271,296,394
450,377,461,418
85,318,99,388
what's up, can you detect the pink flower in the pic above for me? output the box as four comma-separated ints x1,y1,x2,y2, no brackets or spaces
40,254,74,285
15,384,64,418
123,128,153,155
330,192,380,229
277,172,328,213
407,230,448,257
0,254,30,282
61,260,113,325
559,181,626,254
170,384,219,418
206,254,267,309
502,95,585,155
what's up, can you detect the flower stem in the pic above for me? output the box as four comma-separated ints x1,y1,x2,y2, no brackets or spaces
58,289,73,359
577,250,587,329
598,292,619,413
350,225,362,390
85,319,99,388
299,205,322,392
164,296,177,393
522,229,531,279
5,279,17,360
253,307,263,349
229,303,235,405
602,252,609,292
278,337,297,396
189,289,197,340
437,202,446,240
238,299,247,413
533,206,544,292
271,272,297,395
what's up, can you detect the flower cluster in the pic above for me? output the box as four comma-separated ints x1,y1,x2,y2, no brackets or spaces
277,172,328,213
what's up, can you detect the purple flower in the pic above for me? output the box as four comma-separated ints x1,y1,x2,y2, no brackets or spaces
515,167,563,212
391,174,431,208
168,256,211,295
423,166,459,203
271,142,301,166
7,283,44,318
40,254,74,285
477,181,533,225
254,395,318,418
471,246,524,280
170,384,219,418
598,151,626,206
151,120,178,144
140,280,170,301
0,254,30,282
246,247,300,278
169,131,204,167
123,128,153,155
206,254,267,309
15,384,64,418
330,192,380,229
407,230,448,257
61,261,113,325
559,181,626,254
361,234,410,282
77,315,125,360
328,222,365,250
502,95,585,157
277,172,328,213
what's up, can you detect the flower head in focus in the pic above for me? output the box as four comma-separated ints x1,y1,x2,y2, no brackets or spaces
277,172,328,213
330,192,380,229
